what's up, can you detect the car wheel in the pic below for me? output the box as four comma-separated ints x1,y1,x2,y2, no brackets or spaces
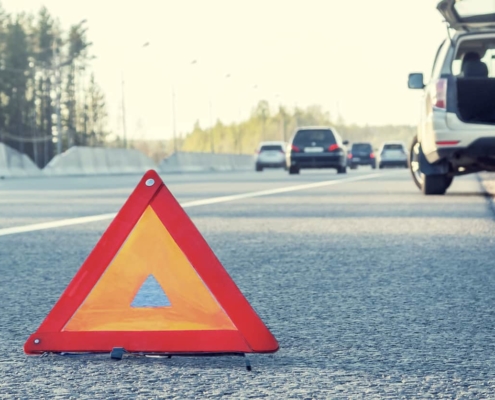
409,135,452,195
409,135,422,190
350,165,357,170
255,164,263,172
289,166,299,175
423,174,450,195
371,164,376,169
379,163,384,169
337,166,347,174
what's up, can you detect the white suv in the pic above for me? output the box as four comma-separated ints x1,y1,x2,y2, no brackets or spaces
408,0,495,195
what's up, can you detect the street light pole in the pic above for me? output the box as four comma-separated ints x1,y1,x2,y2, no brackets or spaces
120,41,149,149
51,19,87,155
121,72,127,148
172,86,177,153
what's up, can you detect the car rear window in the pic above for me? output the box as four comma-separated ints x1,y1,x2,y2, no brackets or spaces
293,129,336,147
352,143,372,152
383,144,404,151
260,145,283,151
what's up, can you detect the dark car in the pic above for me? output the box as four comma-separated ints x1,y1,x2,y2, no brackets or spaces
286,126,349,175
347,142,376,169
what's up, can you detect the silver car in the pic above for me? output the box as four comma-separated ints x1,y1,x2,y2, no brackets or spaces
378,142,408,169
254,141,288,172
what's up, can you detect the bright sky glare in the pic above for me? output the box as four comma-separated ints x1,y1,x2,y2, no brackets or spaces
3,0,446,141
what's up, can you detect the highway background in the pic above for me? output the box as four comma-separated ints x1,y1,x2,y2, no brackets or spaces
2,168,495,398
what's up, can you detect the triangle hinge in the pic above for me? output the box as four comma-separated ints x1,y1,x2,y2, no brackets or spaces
110,347,126,360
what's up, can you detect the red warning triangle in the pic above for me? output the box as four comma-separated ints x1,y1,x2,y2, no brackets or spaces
24,170,279,355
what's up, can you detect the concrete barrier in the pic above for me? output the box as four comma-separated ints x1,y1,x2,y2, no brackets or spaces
0,143,42,178
43,146,157,176
159,151,254,173
0,145,256,178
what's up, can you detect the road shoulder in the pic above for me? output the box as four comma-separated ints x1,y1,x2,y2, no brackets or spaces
478,172,495,215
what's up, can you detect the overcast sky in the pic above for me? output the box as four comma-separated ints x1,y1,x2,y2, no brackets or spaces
2,0,446,141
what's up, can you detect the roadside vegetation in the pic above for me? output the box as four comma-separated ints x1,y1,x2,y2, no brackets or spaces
0,5,107,167
180,100,416,155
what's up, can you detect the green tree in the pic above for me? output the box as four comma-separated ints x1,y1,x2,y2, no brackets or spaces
0,5,109,167
3,16,30,154
65,21,91,148
86,73,107,146
31,6,58,166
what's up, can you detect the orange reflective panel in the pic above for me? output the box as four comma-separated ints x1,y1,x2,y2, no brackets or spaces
63,205,236,332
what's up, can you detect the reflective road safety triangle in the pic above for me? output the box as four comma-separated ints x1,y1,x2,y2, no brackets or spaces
24,170,279,355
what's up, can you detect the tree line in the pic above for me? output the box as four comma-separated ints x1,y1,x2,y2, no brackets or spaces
180,100,416,155
0,5,107,167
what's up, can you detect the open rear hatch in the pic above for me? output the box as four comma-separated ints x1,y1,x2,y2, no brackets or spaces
438,0,495,31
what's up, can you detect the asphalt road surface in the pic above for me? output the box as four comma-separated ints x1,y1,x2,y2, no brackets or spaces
1,168,495,399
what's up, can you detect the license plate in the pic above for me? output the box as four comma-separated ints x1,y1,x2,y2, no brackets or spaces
353,157,360,161
304,147,324,153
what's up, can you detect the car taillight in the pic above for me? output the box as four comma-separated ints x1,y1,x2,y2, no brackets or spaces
291,145,300,152
436,140,460,146
347,153,352,159
328,144,339,152
432,78,447,109
370,153,375,159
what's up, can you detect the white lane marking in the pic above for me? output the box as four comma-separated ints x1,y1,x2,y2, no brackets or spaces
178,172,384,207
0,172,390,237
0,214,117,237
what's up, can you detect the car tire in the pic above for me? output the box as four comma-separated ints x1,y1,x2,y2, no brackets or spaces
379,163,384,169
422,174,450,195
289,166,299,175
350,165,357,170
255,164,263,172
371,163,376,169
409,134,451,194
409,135,422,190
337,166,347,174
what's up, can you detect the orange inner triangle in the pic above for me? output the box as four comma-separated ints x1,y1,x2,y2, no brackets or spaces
63,206,237,332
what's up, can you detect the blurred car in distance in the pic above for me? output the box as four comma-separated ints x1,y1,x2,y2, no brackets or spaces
286,126,348,175
378,142,408,169
254,141,288,171
347,142,376,169
407,0,495,195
